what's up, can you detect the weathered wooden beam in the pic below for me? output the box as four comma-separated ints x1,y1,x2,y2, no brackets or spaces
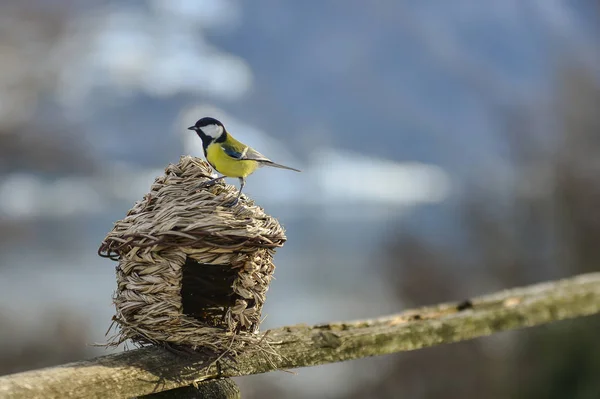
1,272,600,399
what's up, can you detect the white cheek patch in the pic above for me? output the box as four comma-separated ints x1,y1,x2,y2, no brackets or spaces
202,124,223,138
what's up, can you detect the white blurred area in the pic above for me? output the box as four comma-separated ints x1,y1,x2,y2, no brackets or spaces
58,0,250,107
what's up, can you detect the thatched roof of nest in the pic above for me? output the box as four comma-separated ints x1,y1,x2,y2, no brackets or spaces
98,156,287,356
100,156,287,259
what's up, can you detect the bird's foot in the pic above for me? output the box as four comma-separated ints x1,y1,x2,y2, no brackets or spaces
224,197,240,207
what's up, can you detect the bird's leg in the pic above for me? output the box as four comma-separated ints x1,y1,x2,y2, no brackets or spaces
227,177,245,207
237,177,245,202
196,175,226,191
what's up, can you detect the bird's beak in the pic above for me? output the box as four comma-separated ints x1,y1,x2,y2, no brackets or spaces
187,126,196,131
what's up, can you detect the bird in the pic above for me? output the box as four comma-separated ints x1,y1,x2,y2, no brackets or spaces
188,117,301,205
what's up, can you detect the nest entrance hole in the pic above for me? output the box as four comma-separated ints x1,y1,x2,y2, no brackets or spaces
181,257,241,327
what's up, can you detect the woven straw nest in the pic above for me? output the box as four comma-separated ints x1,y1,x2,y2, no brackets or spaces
98,156,287,355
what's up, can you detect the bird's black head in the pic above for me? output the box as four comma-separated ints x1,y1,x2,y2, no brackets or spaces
187,117,226,144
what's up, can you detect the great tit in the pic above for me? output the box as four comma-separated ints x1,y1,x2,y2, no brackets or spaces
188,117,301,205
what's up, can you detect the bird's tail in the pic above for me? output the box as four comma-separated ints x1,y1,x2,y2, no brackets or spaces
261,161,301,172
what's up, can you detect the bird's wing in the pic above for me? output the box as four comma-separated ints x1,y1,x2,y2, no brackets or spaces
242,146,272,162
221,142,301,172
221,144,271,162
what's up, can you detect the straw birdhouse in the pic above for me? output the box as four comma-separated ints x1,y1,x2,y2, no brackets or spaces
98,156,287,355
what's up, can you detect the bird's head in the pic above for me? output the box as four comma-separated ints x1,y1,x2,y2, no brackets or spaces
187,117,226,143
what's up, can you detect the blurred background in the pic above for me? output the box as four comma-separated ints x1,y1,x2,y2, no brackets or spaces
1,1,600,398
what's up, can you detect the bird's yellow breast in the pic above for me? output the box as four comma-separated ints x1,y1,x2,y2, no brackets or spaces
206,143,259,178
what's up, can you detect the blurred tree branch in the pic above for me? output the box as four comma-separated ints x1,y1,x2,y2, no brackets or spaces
1,272,599,399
